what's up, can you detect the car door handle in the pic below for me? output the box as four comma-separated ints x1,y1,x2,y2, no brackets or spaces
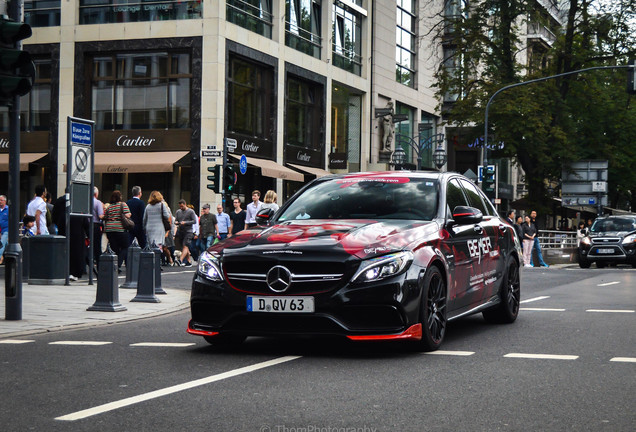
473,225,483,235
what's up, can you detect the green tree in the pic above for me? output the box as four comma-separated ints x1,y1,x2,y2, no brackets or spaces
429,0,636,211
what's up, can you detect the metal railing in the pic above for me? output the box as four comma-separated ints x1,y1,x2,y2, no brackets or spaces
537,230,578,249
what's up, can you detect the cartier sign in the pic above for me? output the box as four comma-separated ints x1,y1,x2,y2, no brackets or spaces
96,129,191,152
116,134,156,147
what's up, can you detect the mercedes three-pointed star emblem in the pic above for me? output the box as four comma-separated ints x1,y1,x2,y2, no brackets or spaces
266,265,292,293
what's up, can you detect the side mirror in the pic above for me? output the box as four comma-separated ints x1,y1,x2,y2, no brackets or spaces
255,208,274,226
452,206,483,225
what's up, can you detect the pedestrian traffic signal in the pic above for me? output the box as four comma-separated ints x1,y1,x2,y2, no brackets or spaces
207,165,222,193
0,17,34,105
483,165,496,193
224,165,236,193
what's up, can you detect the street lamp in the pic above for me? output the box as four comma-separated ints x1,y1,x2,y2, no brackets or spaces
392,122,446,171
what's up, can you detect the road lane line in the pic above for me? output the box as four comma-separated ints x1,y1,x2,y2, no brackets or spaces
520,296,550,304
55,355,301,421
424,350,474,356
597,281,620,287
130,343,196,347
586,309,634,313
504,353,578,360
49,341,113,346
610,357,636,363
520,307,566,311
0,339,35,344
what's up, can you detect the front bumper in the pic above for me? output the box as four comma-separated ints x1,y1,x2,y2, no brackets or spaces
188,270,423,340
579,241,636,264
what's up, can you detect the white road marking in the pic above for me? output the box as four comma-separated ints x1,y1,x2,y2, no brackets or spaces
520,307,566,311
49,341,113,346
0,339,35,344
504,353,578,360
424,350,475,356
130,343,196,347
610,357,636,363
597,281,620,287
586,309,634,313
520,296,550,304
55,355,301,421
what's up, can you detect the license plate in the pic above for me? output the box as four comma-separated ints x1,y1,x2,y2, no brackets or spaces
596,248,614,254
247,296,315,313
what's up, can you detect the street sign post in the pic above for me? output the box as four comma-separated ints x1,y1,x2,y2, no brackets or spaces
562,160,608,215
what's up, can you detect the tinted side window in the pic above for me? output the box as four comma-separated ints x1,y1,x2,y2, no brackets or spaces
446,178,468,216
458,179,488,215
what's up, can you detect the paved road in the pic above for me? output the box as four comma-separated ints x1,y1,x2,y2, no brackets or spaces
0,266,634,431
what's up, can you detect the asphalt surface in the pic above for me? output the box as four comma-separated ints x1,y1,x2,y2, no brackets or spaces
0,264,634,431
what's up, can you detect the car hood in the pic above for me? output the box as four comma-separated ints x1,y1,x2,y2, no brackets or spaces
211,219,439,259
589,230,635,238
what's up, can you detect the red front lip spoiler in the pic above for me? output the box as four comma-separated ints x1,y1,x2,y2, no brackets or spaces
187,320,219,337
346,324,422,341
187,320,422,341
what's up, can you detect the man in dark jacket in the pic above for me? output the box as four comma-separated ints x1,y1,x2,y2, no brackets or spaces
506,210,522,244
126,186,146,248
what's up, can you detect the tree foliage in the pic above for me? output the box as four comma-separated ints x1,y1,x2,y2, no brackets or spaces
428,0,636,211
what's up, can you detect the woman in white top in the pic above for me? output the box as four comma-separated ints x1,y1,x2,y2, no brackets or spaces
143,190,173,248
260,190,279,212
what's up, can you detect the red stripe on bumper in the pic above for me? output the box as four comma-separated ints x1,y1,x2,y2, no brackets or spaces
186,320,219,337
346,323,422,341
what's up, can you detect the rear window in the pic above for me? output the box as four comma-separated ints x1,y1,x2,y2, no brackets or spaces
278,177,439,221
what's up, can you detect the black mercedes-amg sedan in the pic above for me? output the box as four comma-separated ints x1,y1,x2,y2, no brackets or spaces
188,171,521,351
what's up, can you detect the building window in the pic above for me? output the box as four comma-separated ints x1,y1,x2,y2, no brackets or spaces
0,59,52,132
24,0,61,27
332,1,363,76
396,0,416,87
227,0,273,38
285,0,322,59
444,0,466,34
394,102,415,165
331,84,361,171
443,47,460,102
79,0,202,24
90,52,191,130
286,76,322,152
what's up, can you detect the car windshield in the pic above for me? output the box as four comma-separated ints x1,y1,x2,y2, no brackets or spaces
278,176,439,222
591,218,636,233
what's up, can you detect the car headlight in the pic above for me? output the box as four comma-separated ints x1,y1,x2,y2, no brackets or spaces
351,251,414,283
197,251,223,281
622,234,636,245
581,237,591,246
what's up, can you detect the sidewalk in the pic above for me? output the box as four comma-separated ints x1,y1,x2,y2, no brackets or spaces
0,278,191,338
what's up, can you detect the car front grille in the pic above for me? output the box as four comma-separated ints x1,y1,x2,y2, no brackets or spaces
591,237,621,244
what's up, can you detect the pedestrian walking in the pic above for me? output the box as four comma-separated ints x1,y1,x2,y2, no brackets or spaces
576,221,588,246
103,190,131,272
127,185,146,248
52,194,90,280
0,195,9,264
45,192,56,234
143,190,173,250
174,199,197,267
229,198,246,237
521,215,536,268
506,210,522,244
26,185,49,235
198,203,219,253
529,210,549,268
261,190,279,212
92,187,104,265
215,204,230,240
245,190,262,229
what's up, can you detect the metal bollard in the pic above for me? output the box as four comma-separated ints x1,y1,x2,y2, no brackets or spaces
131,243,160,303
88,245,127,312
151,241,167,295
120,238,141,289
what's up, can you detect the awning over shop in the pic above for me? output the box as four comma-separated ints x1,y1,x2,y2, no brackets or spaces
230,155,304,182
94,151,189,173
0,152,47,171
287,163,332,178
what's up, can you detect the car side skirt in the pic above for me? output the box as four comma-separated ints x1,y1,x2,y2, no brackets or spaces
346,323,422,341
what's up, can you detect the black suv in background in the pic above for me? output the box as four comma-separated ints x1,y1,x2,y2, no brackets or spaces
578,215,636,268
188,171,522,351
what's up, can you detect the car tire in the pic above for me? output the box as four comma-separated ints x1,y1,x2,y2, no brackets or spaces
578,259,591,269
483,257,520,324
416,266,447,352
596,261,608,268
203,334,247,347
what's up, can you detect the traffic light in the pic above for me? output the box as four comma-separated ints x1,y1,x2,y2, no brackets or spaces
0,17,34,105
628,58,636,95
224,164,236,193
207,165,222,193
483,164,496,193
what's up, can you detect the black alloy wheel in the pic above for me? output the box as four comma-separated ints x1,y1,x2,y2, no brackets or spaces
483,257,520,324
418,266,447,351
578,258,592,269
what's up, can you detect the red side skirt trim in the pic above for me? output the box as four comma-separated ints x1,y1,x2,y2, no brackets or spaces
186,320,219,337
346,323,422,341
